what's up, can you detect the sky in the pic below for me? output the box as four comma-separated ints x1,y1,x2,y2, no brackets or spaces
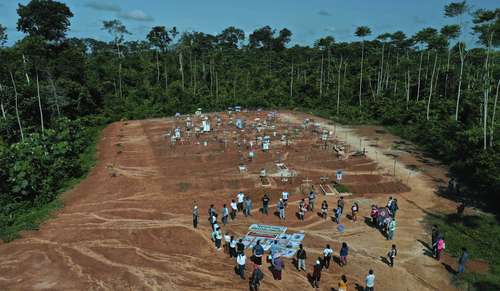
0,0,498,46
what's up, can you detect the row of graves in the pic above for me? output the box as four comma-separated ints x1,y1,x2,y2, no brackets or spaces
165,109,355,199
165,109,359,257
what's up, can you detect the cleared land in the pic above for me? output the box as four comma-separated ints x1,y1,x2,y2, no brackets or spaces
0,111,471,290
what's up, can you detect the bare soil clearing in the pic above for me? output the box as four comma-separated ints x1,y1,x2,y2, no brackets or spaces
0,111,463,290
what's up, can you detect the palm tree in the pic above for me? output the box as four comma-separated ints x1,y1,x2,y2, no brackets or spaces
355,26,371,106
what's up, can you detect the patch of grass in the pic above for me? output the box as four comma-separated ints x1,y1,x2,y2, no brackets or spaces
0,200,62,242
334,183,350,193
427,213,500,290
0,126,103,242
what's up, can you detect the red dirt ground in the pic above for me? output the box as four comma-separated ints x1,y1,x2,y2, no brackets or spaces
0,111,466,290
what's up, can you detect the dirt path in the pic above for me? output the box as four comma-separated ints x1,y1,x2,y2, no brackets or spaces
0,111,460,290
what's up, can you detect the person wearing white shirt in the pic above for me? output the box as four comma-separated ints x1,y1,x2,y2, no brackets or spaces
365,269,375,291
230,199,238,220
282,191,289,207
223,232,231,253
229,236,237,258
236,252,246,280
323,244,333,269
237,192,245,211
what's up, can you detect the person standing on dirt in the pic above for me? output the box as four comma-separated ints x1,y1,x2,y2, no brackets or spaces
458,247,469,274
323,244,333,269
253,240,264,266
334,206,342,224
311,258,323,288
244,196,253,217
298,199,306,221
211,226,223,251
365,269,375,291
223,232,231,253
222,204,229,225
262,193,270,215
210,214,218,231
337,196,345,214
351,202,359,222
230,199,238,220
237,192,245,212
321,200,328,220
272,255,284,280
390,198,399,218
192,202,199,228
387,196,394,209
229,236,237,258
270,240,280,258
431,225,442,257
236,252,247,280
387,244,397,267
296,244,307,271
339,242,349,267
308,191,316,211
208,204,217,219
338,275,348,291
282,191,289,207
387,218,397,240
278,199,285,220
371,205,379,225
237,239,245,254
249,263,264,291
436,237,446,261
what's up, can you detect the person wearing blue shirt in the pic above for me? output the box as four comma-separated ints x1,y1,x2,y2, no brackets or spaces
253,240,264,265
458,247,469,274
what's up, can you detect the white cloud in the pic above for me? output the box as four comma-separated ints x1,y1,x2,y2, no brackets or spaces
119,9,154,22
85,2,121,12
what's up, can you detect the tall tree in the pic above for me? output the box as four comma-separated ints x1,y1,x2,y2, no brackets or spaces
355,26,371,106
440,24,460,98
216,26,245,49
102,20,130,99
413,28,438,101
147,26,177,53
314,36,335,51
16,0,73,42
376,33,391,96
444,1,469,121
472,8,500,149
0,24,7,46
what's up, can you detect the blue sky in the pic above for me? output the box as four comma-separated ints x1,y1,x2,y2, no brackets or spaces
0,0,498,46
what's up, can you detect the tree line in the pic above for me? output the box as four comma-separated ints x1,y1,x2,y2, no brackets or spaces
0,0,498,235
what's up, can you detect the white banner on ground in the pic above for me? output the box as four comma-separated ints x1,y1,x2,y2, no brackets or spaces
242,224,305,258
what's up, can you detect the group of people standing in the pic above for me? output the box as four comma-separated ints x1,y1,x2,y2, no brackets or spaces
193,191,476,290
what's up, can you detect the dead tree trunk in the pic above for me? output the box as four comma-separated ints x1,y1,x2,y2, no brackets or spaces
36,72,44,133
10,70,24,142
426,52,438,121
417,51,423,102
490,79,499,147
454,44,466,121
